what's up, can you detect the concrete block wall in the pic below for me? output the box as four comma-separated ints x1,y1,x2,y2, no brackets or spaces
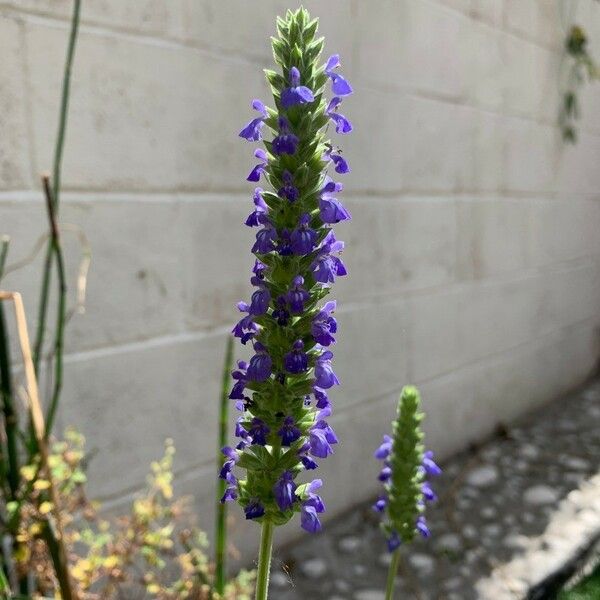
1,0,600,559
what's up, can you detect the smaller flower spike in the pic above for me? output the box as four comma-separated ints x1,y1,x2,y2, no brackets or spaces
373,386,441,551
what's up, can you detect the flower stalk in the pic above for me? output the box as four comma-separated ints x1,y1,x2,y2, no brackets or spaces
33,0,81,379
214,334,234,596
374,386,441,599
255,520,274,600
221,7,353,597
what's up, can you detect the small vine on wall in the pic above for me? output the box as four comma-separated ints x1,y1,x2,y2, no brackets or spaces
560,10,600,143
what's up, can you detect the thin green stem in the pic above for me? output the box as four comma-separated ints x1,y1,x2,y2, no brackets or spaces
385,549,401,600
33,0,81,376
254,521,274,600
0,237,9,281
214,335,234,596
41,176,67,439
42,522,75,600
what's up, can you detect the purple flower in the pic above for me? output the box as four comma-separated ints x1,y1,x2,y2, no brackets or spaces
416,515,431,538
320,178,351,224
330,152,350,174
423,451,442,476
272,117,299,155
249,287,271,316
277,228,293,256
300,505,321,533
273,471,297,510
313,388,330,409
378,465,392,482
219,446,239,480
309,420,338,458
300,479,326,533
232,312,258,345
281,66,315,108
311,301,337,346
374,434,393,460
249,417,270,446
325,55,353,96
312,233,347,284
291,214,318,255
285,275,310,314
239,99,268,141
272,296,290,326
320,196,351,224
278,416,302,447
373,496,387,512
301,454,318,470
278,170,299,202
252,223,277,254
245,188,269,227
314,351,339,389
235,419,251,441
422,481,437,502
244,499,265,520
229,360,249,400
247,343,272,382
327,97,353,134
221,486,238,503
387,531,401,552
284,340,309,374
247,148,268,182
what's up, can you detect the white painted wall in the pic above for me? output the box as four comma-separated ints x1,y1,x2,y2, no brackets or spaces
1,0,600,560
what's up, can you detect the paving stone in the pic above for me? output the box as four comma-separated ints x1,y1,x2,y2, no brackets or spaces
524,485,559,505
354,591,385,600
338,536,361,553
481,506,497,519
436,533,462,553
335,579,351,592
443,576,464,590
408,553,435,574
519,443,540,459
300,558,328,579
378,553,392,567
271,571,289,588
561,456,589,471
466,465,499,487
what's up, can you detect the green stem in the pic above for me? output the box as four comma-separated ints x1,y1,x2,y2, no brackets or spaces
254,521,274,600
33,0,81,376
214,335,234,596
42,175,67,439
385,549,401,600
0,237,8,281
44,237,67,439
42,522,74,600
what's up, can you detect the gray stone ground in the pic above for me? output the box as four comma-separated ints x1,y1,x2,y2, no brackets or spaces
267,379,600,599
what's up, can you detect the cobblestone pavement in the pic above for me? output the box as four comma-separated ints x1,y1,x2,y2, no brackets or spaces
268,380,600,600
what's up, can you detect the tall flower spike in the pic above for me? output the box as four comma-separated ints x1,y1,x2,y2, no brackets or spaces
374,386,441,600
226,7,353,599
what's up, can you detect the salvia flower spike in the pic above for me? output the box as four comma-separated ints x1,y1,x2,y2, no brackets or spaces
374,386,441,600
223,7,353,599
